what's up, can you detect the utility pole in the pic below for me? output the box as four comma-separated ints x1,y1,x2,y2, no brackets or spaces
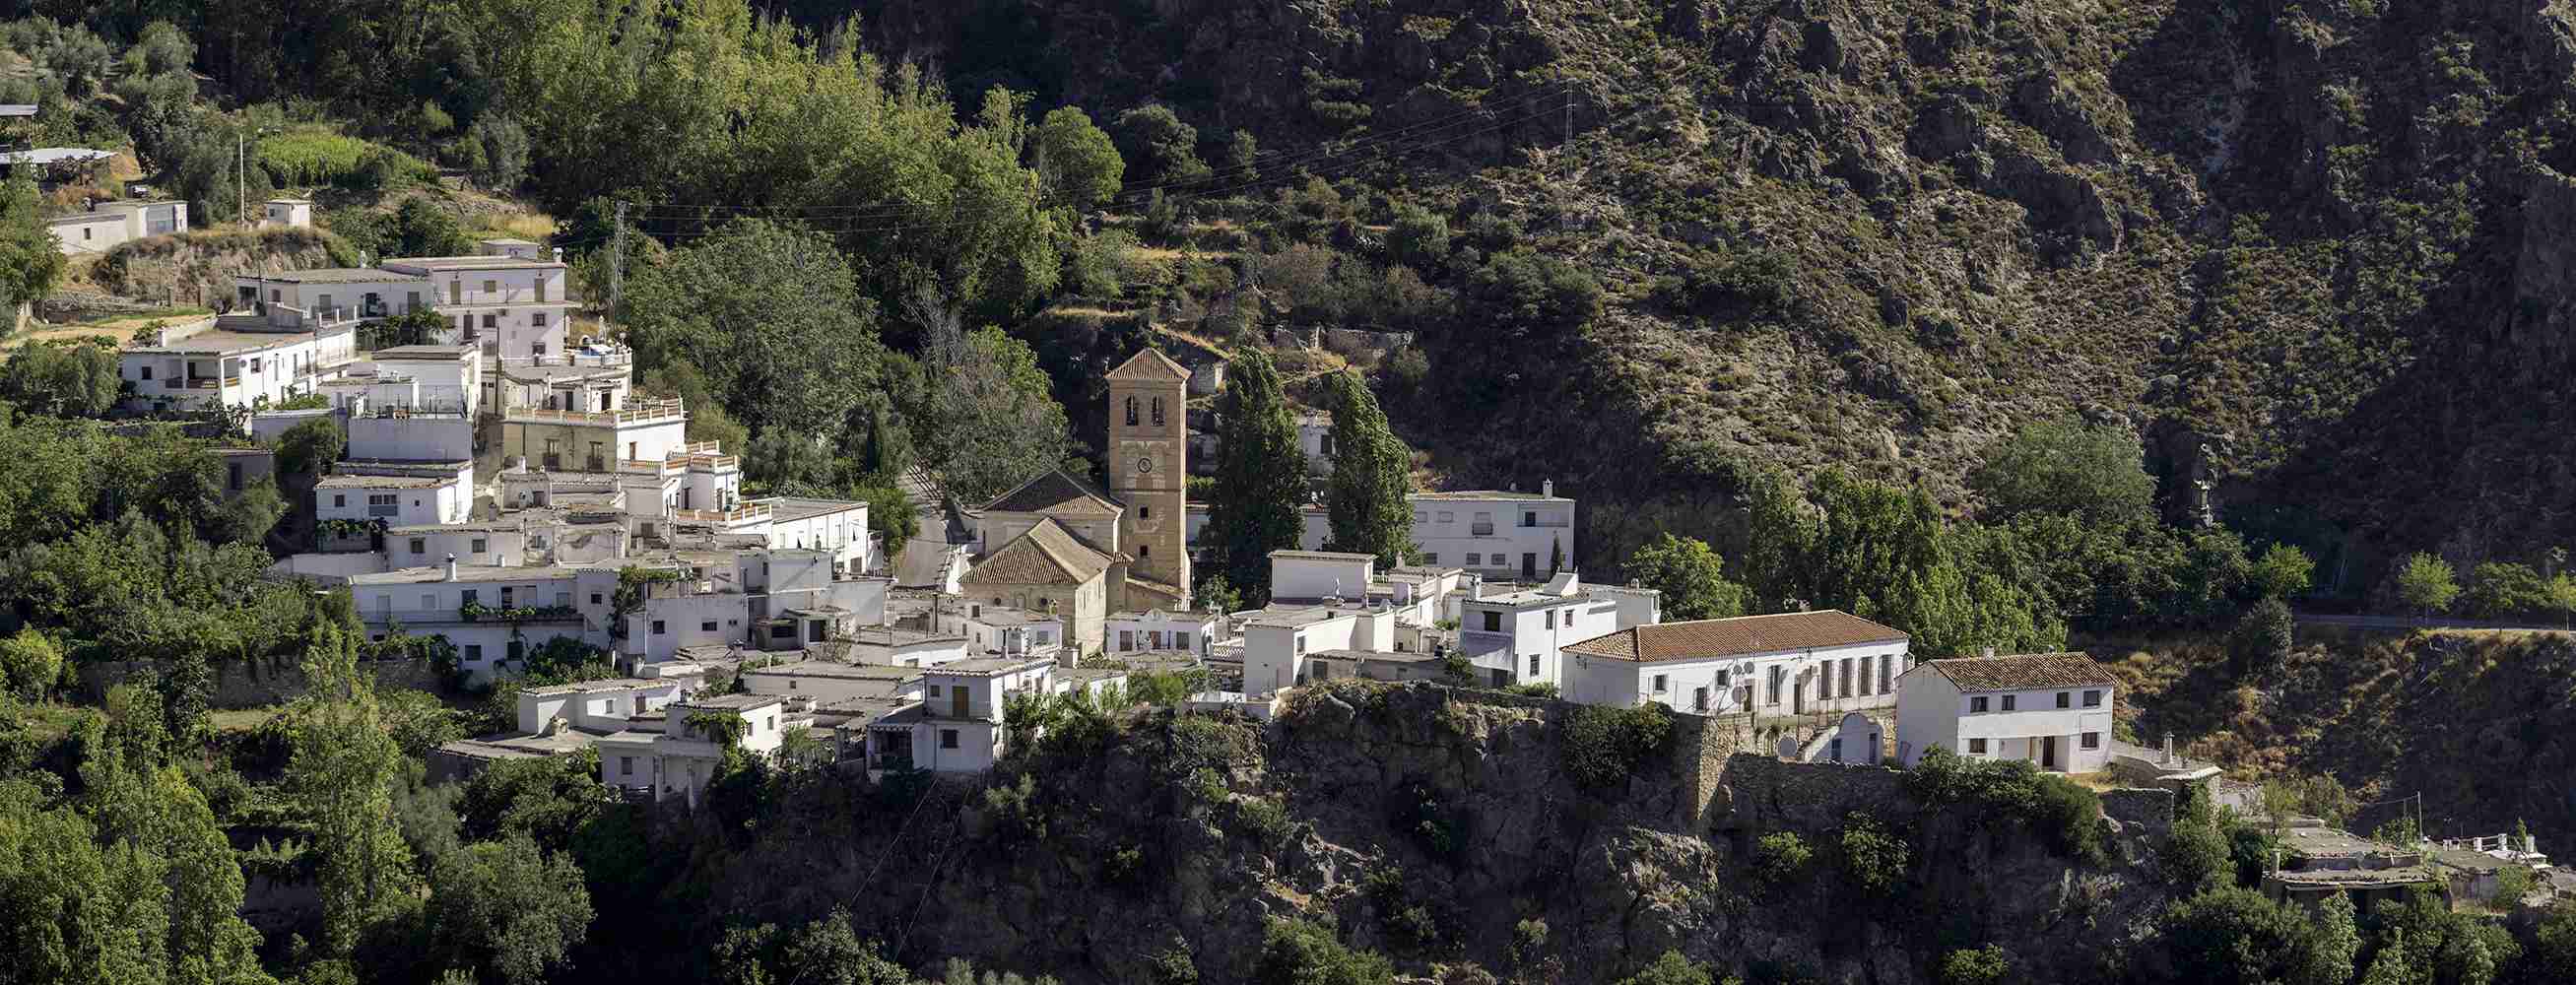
609,200,627,313
235,125,246,229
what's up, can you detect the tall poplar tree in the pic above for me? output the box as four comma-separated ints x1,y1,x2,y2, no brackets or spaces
1321,371,1416,567
1204,352,1305,602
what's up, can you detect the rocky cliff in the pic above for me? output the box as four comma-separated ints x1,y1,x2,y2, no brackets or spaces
91,227,354,310
860,0,2576,577
653,683,2180,983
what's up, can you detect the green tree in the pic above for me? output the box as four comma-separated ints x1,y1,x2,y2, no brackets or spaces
2549,572,2576,628
2155,886,2345,985
1203,351,1306,601
2535,900,2576,983
0,339,121,418
288,622,421,955
1938,946,2010,985
1624,534,1747,622
852,484,918,559
1614,951,1710,985
1252,918,1392,985
392,197,475,258
0,175,67,306
1320,371,1415,567
275,417,346,475
426,836,593,985
1739,468,1816,611
1113,104,1209,185
2391,553,2460,617
2248,543,2316,599
1387,204,1450,273
469,114,530,192
2313,892,2360,985
2228,597,2295,677
915,328,1076,505
2162,784,2231,891
1965,418,2155,524
622,219,890,438
1031,107,1124,209
217,477,288,547
2463,562,2552,620
0,627,63,700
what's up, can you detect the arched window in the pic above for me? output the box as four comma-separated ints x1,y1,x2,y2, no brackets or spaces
1151,396,1165,426
1125,396,1139,426
1139,544,1151,558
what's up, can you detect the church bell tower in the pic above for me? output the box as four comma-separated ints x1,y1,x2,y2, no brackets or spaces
1105,349,1192,606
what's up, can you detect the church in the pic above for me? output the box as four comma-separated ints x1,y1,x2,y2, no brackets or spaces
957,349,1194,654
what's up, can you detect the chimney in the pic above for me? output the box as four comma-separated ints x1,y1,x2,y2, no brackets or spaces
1543,478,1554,497
1980,645,1995,659
2162,733,2176,765
444,553,458,581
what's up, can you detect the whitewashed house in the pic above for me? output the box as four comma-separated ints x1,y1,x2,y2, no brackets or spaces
1454,572,1630,689
598,693,790,804
234,269,431,330
387,522,523,568
1557,610,1911,717
380,254,574,360
1239,602,1403,695
47,198,185,254
316,464,473,527
1895,652,2117,773
347,559,621,682
863,656,1056,773
260,198,312,230
1106,608,1223,659
1269,550,1378,602
118,318,354,421
1411,485,1575,580
740,661,921,704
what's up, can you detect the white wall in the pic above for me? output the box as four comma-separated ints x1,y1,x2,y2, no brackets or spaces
627,593,752,662
1272,555,1374,600
316,479,465,526
763,501,870,573
1409,497,1575,577
346,415,476,462
1458,598,1618,686
388,528,522,568
518,681,684,733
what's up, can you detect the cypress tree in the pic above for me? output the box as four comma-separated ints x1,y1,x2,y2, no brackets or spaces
1321,370,1416,568
1204,352,1306,602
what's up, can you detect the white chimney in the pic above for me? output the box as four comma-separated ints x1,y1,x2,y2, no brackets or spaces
1980,646,1996,659
1543,478,1554,497
444,553,458,581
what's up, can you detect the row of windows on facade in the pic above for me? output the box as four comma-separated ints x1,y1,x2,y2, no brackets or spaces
1965,733,2101,755
1968,690,2104,712
1117,629,1193,651
135,350,316,379
1414,510,1561,529
1477,606,1584,633
407,586,585,610
650,619,736,634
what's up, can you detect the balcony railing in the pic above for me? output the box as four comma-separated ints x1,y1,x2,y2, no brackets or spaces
507,397,685,426
180,375,240,390
673,502,771,524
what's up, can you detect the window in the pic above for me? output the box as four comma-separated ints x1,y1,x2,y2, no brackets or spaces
2001,694,2016,711
333,494,346,507
590,593,603,605
532,312,548,327
1968,738,1988,755
699,620,717,632
2081,732,2100,750
227,462,241,491
1969,695,1989,713
1481,611,1500,632
1140,505,1151,519
470,538,488,553
1544,611,1554,629
1527,654,1541,676
140,366,151,380
1436,510,1454,523
1175,631,1190,651
464,644,483,663
651,621,666,634
1651,674,1667,692
482,279,498,295
1422,554,1436,564
1879,654,1891,691
1465,553,1481,565
940,730,959,750
1693,688,1709,712
2081,690,2102,707
2055,691,2070,709
482,312,497,329
1840,658,1854,695
409,537,426,554
766,716,774,732
1767,665,1784,705
1119,630,1134,652
1124,396,1138,426
367,493,397,506
619,756,633,775
1139,544,1151,558
927,685,942,696
1151,396,1164,425
461,590,478,605
1828,739,1841,761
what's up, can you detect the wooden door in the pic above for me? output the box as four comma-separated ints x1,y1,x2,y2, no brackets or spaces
950,687,967,719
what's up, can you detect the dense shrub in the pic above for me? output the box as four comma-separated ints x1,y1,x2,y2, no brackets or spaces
1753,831,1813,890
1905,749,2107,864
1937,946,2009,985
1836,812,1910,895
2228,597,2294,676
1560,703,1674,791
1253,919,1392,985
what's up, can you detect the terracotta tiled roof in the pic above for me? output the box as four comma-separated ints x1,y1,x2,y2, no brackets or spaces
1106,348,1192,381
1922,653,2117,691
1559,611,1906,662
981,469,1122,516
961,517,1116,586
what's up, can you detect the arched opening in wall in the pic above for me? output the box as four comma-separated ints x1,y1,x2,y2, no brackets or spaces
1125,396,1138,426
1151,397,1164,425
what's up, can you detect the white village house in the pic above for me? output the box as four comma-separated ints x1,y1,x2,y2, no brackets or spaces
1894,652,2118,773
1185,484,1578,582
1557,610,1912,718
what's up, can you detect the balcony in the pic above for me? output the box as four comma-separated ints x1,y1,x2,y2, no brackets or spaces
180,375,240,390
673,502,772,525
505,397,685,427
1457,630,1511,656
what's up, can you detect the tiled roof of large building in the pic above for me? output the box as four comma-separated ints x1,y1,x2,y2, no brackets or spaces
981,469,1122,516
961,517,1119,586
1560,611,1906,661
1106,348,1192,381
1921,653,2117,691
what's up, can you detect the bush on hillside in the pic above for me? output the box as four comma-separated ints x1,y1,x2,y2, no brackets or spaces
1560,703,1674,792
1905,748,2108,864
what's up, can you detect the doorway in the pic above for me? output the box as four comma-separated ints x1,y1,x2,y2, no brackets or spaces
2040,736,2061,771
950,688,968,718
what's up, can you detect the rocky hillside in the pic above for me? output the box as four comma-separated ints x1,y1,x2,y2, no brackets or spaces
91,227,354,309
2102,627,2576,849
627,683,2181,984
864,0,2576,576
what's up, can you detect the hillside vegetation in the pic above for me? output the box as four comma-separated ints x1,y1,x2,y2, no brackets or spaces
851,0,2576,585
